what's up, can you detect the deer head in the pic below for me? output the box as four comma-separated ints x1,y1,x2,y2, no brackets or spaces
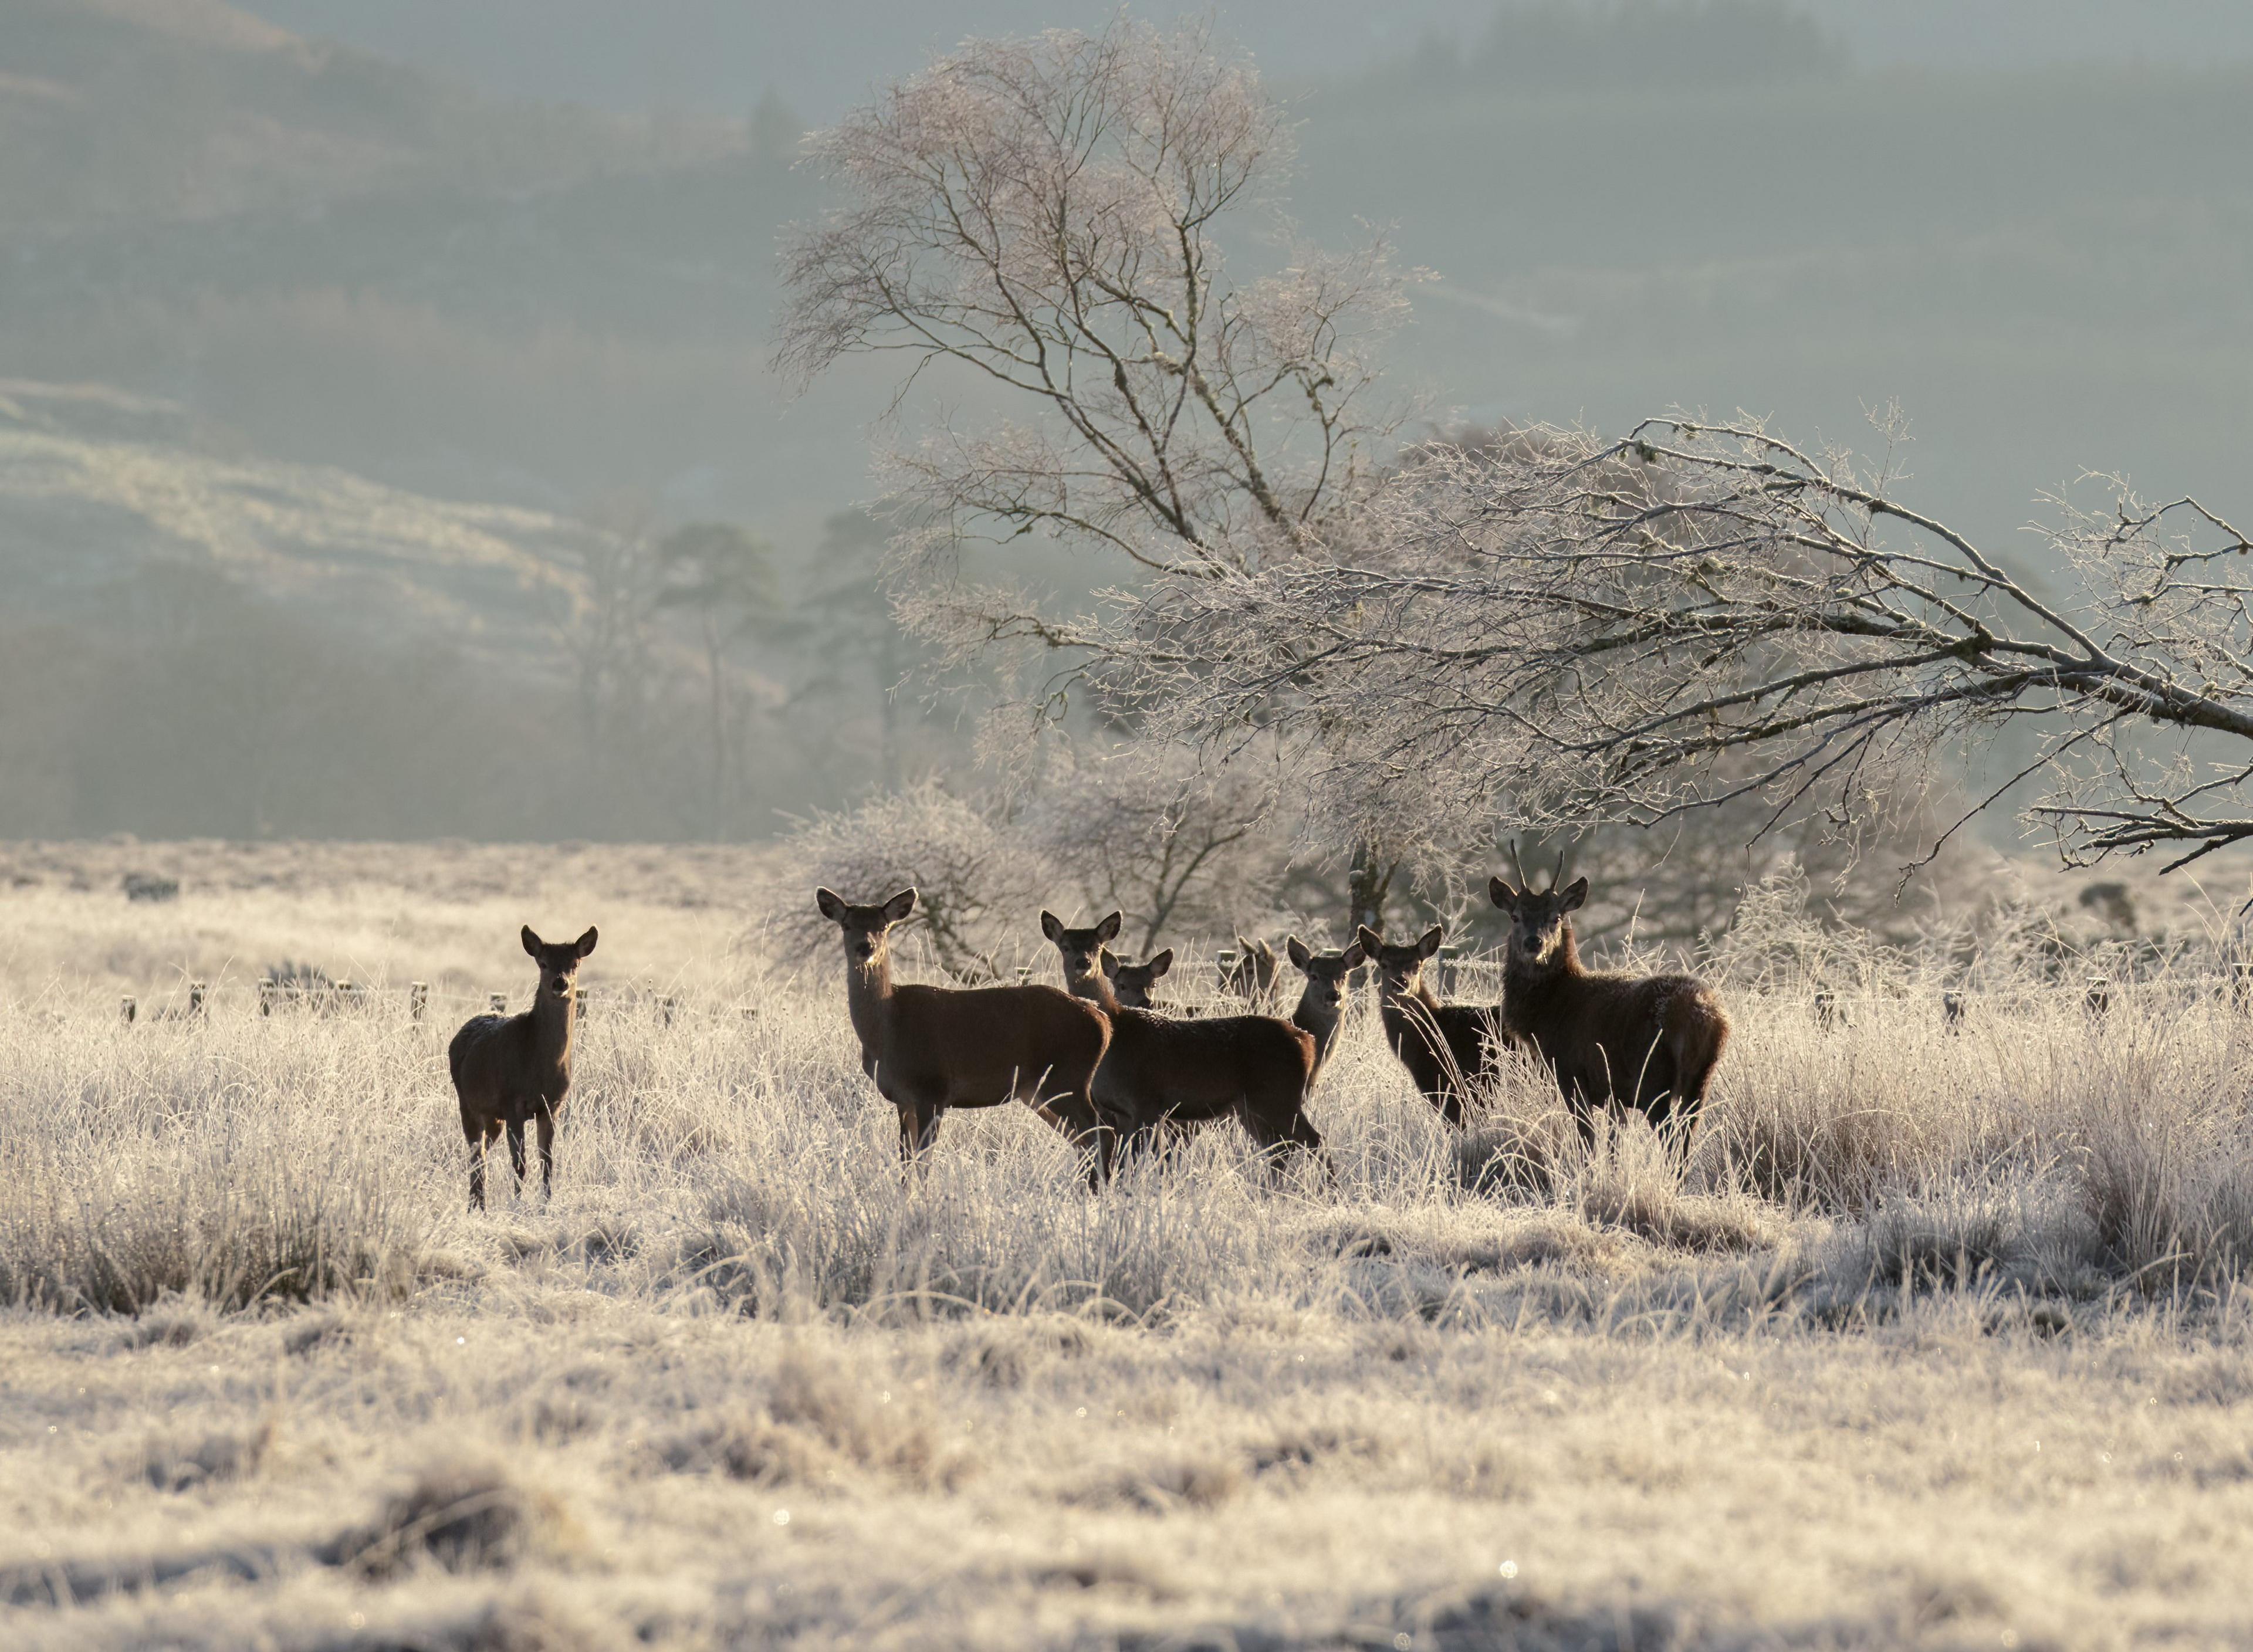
1041,909,1121,992
1286,935,1366,1017
816,887,918,970
1352,923,1443,1000
1489,841,1586,971
1100,945,1173,1008
521,925,598,1002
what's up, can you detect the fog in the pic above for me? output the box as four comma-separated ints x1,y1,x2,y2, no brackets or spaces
4,0,2248,840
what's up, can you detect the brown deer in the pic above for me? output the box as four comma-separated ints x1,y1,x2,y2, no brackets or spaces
817,889,1113,1180
1353,923,1507,1128
1043,912,1323,1174
1487,849,1730,1152
1283,935,1365,1082
1099,946,1173,1010
448,925,597,1210
1222,937,1280,1003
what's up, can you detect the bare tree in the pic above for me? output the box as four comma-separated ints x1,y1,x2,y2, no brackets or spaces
1107,413,2253,884
655,522,782,834
1021,745,1280,951
776,17,1409,593
774,18,1416,929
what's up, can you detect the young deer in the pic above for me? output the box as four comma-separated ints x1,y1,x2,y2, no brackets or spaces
1043,912,1322,1173
449,925,597,1210
1222,936,1280,1003
1487,855,1730,1152
1099,946,1174,1010
817,889,1114,1180
1283,935,1365,1082
1353,923,1507,1128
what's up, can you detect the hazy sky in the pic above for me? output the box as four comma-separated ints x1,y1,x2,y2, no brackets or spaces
240,0,2253,117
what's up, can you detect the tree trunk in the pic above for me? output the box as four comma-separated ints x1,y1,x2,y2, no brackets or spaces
1347,839,1394,938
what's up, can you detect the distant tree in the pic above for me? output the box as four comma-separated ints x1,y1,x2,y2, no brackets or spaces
656,521,782,834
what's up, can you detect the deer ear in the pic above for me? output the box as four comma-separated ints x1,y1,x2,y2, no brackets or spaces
1100,947,1119,977
574,926,598,959
1040,910,1064,943
1354,925,1384,954
1560,877,1589,913
1095,912,1123,943
1341,941,1366,969
1148,949,1173,979
881,888,918,924
522,925,543,957
1286,935,1311,970
815,888,846,922
1489,876,1518,913
1418,925,1445,959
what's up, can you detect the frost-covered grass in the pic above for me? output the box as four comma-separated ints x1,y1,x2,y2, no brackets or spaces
1,849,2250,1650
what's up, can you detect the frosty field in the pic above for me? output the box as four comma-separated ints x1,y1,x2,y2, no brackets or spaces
1,843,2250,1651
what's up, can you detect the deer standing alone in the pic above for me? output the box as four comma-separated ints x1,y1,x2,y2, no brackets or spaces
1043,912,1323,1174
1354,923,1507,1128
1283,936,1365,1083
817,889,1114,1180
449,925,597,1210
1487,850,1730,1152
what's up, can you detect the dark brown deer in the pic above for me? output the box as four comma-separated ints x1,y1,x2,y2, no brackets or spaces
1353,923,1507,1128
1099,946,1173,1010
1043,912,1323,1174
1487,850,1730,1152
1283,935,1365,1082
817,889,1114,1180
448,925,597,1210
1222,937,1280,1003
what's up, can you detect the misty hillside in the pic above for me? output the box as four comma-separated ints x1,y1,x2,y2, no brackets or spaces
0,0,735,229
0,378,593,668
3,0,2250,842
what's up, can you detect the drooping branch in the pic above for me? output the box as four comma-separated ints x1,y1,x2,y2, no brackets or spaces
1088,415,2253,876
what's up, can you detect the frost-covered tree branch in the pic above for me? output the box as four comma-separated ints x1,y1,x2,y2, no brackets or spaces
776,18,1411,588
1106,416,2253,876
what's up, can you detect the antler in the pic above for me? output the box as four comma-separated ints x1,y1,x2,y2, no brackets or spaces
1551,846,1567,892
1507,838,1527,887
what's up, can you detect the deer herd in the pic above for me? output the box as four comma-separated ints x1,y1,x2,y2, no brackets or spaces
449,854,1730,1207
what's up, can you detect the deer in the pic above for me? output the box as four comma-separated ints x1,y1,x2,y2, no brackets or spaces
1353,923,1507,1129
1487,847,1730,1154
1098,946,1173,1010
1283,935,1365,1083
1042,911,1324,1175
1221,937,1280,1004
817,888,1114,1181
448,925,597,1211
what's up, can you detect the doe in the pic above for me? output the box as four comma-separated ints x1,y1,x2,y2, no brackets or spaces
1282,935,1366,1083
449,925,597,1210
1354,923,1507,1128
818,889,1113,1180
1488,850,1730,1152
1045,912,1322,1174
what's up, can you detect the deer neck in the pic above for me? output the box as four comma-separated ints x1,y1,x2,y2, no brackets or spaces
1291,988,1342,1067
1506,925,1585,1000
530,985,574,1073
843,948,897,1050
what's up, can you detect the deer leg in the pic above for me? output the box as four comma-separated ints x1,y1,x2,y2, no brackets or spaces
536,1108,556,1201
1289,1109,1336,1184
466,1121,490,1212
506,1119,527,1193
